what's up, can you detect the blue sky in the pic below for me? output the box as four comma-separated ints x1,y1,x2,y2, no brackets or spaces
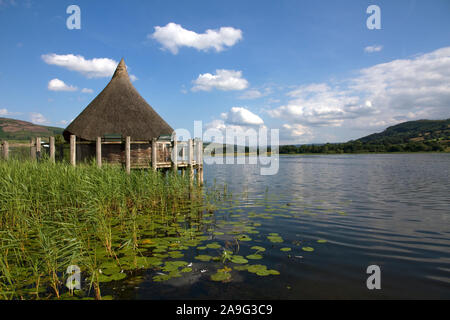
1,0,449,144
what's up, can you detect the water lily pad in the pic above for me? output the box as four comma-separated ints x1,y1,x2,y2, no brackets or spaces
206,242,221,249
267,235,283,243
280,247,292,252
231,255,248,264
317,239,327,243
236,235,252,242
251,246,266,252
195,255,213,262
246,254,263,260
302,247,314,252
211,271,231,282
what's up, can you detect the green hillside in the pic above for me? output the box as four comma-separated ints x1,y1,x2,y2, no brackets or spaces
280,119,450,154
357,119,450,144
0,117,64,141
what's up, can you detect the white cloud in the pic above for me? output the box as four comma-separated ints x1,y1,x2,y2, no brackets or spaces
150,22,242,54
268,46,450,134
42,54,118,78
81,88,94,94
42,54,138,80
192,69,249,92
221,107,264,126
0,108,11,116
364,45,383,53
280,124,313,144
48,78,78,92
57,120,68,126
239,87,272,100
30,112,48,124
129,74,138,82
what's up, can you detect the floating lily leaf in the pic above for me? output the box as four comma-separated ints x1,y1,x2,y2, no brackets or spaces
251,246,266,252
206,242,221,249
267,235,283,243
181,267,192,273
195,255,213,262
280,247,292,252
197,246,207,250
230,255,248,264
302,247,314,252
246,254,263,260
211,271,231,282
317,239,327,243
236,235,252,242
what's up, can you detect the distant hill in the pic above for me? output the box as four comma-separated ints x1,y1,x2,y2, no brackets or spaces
280,119,450,154
0,117,64,141
357,119,450,144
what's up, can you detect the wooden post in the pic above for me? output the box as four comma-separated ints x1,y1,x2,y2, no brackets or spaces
2,141,9,160
199,140,204,185
152,138,157,171
125,136,131,174
188,138,194,184
70,135,76,167
180,144,185,161
172,133,178,172
96,137,102,168
30,138,36,161
36,137,41,161
49,136,55,163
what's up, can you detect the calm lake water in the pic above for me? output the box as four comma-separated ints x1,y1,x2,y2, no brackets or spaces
115,153,450,299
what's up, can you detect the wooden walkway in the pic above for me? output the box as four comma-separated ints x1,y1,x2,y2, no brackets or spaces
1,134,204,184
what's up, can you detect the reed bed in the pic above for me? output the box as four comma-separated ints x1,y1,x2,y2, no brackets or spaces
0,159,203,300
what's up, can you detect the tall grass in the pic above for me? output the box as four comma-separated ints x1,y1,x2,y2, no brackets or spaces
0,159,200,299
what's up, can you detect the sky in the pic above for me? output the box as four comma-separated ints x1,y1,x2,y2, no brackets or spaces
0,0,449,144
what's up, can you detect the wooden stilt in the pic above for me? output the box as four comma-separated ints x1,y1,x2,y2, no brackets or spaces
30,138,36,161
188,138,194,184
96,137,102,168
152,138,157,171
36,137,41,161
2,141,8,160
49,136,55,163
172,133,178,172
125,136,131,174
70,135,76,167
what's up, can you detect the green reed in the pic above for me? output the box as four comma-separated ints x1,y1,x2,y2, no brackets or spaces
0,159,201,299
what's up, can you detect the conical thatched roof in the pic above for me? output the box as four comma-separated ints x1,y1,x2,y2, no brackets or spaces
63,58,173,141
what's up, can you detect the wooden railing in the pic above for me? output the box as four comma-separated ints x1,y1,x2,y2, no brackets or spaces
0,134,204,184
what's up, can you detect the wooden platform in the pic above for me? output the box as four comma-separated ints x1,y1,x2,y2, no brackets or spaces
1,134,204,184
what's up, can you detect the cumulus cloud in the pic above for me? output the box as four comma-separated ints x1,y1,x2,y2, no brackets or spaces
221,107,264,126
48,78,78,92
192,69,248,92
0,108,11,116
30,112,48,124
150,22,242,54
268,46,450,134
81,88,93,94
280,124,313,143
42,54,137,80
364,45,383,53
239,87,272,100
205,107,266,141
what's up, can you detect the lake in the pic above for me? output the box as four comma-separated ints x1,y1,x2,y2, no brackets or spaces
114,153,450,299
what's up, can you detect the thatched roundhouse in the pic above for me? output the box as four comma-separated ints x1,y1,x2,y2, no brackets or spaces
64,58,174,166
